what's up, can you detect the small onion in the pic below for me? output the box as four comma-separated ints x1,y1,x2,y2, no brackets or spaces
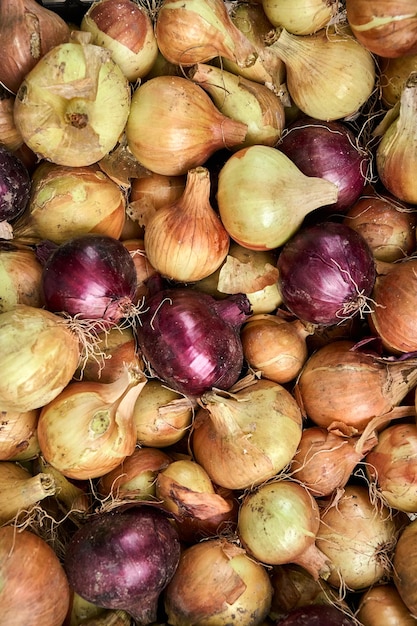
261,0,338,35
357,583,417,626
0,408,39,461
277,222,376,326
393,519,417,616
64,504,181,625
0,242,43,313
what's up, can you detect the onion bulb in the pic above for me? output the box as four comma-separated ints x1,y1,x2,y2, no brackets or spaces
262,0,338,35
0,408,39,461
237,479,331,579
164,538,273,626
357,583,417,625
192,378,303,490
0,305,80,413
0,525,70,626
393,519,417,617
14,33,131,167
0,242,43,313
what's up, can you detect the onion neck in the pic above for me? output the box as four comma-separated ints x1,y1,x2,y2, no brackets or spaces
212,293,252,328
293,542,331,581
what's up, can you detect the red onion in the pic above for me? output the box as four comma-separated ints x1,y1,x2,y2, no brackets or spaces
0,145,31,223
275,604,356,625
64,504,181,625
278,117,369,214
277,221,376,326
41,234,138,326
136,286,252,396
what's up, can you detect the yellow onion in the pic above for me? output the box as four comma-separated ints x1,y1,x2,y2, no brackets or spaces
264,26,375,121
37,366,147,480
343,186,416,262
290,426,377,497
128,172,186,232
0,305,81,413
365,421,417,513
144,166,230,282
241,313,311,384
98,446,172,501
370,258,417,354
379,54,417,107
376,72,417,204
262,0,338,35
0,525,71,626
81,0,158,82
164,538,273,626
0,408,39,461
346,0,417,58
0,0,70,94
14,33,131,167
132,379,194,448
316,484,402,590
238,479,331,579
393,519,417,617
295,339,417,434
155,0,258,69
357,583,417,626
217,145,338,250
0,86,25,153
189,63,285,147
192,378,303,490
0,461,56,524
126,75,248,176
13,162,126,245
0,242,43,313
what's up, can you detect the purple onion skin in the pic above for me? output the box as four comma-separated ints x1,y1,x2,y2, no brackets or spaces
0,146,31,223
277,222,376,326
41,234,137,324
136,288,252,397
64,505,181,625
278,117,368,214
275,604,356,625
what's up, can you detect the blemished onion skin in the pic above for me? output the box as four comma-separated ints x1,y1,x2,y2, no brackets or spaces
41,234,138,325
0,525,71,626
135,287,252,397
0,145,31,223
278,117,368,214
64,505,181,625
277,222,376,326
273,603,356,625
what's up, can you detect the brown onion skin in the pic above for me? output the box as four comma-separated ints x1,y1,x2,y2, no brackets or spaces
357,583,417,625
393,519,417,616
0,526,70,626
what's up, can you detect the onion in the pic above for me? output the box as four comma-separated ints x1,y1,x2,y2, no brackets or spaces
379,54,417,108
393,519,417,616
0,146,31,230
164,537,273,626
357,583,417,626
316,484,401,591
13,33,131,167
192,378,303,490
0,408,39,461
0,525,71,626
274,604,356,625
277,222,376,326
13,162,127,245
0,460,56,524
41,234,138,327
216,145,339,251
346,0,417,58
0,242,43,313
0,304,81,413
81,0,158,82
344,187,416,262
295,339,417,434
0,0,70,94
237,479,331,580
135,286,252,397
64,504,181,625
262,0,338,35
278,117,369,214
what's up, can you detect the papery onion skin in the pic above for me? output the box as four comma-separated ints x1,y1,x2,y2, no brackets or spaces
278,117,369,214
0,146,31,224
135,287,252,397
277,222,376,326
13,39,131,167
393,520,417,617
0,525,71,626
0,305,80,413
41,234,138,325
64,505,181,625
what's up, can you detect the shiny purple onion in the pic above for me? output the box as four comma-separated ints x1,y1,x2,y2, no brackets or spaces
64,505,180,625
278,117,368,214
136,287,252,397
41,234,137,325
0,146,31,223
277,222,376,326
